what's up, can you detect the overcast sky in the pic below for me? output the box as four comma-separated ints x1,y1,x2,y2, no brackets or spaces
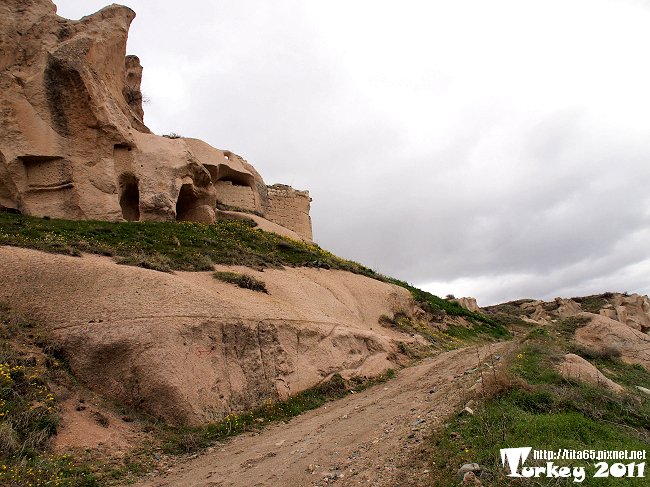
55,0,650,305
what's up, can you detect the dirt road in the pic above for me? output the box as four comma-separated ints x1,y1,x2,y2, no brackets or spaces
136,341,511,487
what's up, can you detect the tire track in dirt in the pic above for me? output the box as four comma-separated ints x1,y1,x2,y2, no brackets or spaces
136,341,513,487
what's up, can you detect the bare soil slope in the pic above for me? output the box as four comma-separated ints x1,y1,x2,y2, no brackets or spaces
136,343,511,487
0,246,422,425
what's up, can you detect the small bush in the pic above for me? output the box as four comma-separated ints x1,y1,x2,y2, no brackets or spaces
378,314,394,326
116,253,173,273
213,271,268,293
528,326,549,337
570,343,622,360
478,370,527,400
508,389,555,413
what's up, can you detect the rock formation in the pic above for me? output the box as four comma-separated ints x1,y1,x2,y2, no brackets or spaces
453,297,480,313
557,353,624,393
598,293,650,332
486,293,650,370
0,0,312,241
0,246,421,425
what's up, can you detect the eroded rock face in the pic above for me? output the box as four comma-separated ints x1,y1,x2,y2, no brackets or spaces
123,54,144,123
0,0,312,240
575,313,650,370
453,297,480,313
0,247,420,425
599,294,650,333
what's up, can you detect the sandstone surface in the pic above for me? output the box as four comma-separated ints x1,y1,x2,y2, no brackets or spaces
575,313,650,370
454,297,480,313
0,0,312,240
0,246,421,425
557,353,624,393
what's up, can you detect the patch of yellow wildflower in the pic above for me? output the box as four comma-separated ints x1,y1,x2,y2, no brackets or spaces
0,455,78,486
0,362,24,385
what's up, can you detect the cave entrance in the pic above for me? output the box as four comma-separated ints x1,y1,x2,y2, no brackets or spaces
176,183,200,221
118,173,140,221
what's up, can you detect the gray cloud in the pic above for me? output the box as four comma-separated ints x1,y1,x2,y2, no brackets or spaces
55,0,650,304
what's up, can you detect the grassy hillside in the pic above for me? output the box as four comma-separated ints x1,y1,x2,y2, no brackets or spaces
0,212,506,340
0,212,511,484
0,305,98,486
425,320,650,486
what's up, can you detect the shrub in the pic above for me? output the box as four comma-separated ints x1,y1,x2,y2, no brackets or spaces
570,343,622,360
213,271,268,293
116,253,173,273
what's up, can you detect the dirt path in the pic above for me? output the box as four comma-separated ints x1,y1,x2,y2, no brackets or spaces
136,342,512,487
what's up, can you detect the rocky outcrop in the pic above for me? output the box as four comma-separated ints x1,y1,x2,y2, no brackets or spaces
123,54,144,124
574,313,650,370
557,353,624,393
453,297,480,313
0,246,421,425
0,0,312,240
486,293,650,370
599,294,650,333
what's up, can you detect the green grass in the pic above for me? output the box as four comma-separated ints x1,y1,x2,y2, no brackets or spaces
428,396,649,486
0,305,98,486
0,212,506,341
0,455,98,487
512,343,564,385
213,271,268,293
0,212,376,275
555,315,592,337
426,324,650,486
386,279,510,340
1,307,59,460
379,312,466,352
572,293,614,314
567,344,650,390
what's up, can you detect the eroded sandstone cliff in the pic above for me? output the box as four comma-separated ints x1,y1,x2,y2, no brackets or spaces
0,0,312,240
0,246,422,425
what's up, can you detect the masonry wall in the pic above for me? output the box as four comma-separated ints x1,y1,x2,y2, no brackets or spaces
215,181,256,212
265,184,313,241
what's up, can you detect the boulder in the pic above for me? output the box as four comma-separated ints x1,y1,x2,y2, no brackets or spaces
454,297,480,313
600,294,650,333
575,313,650,370
557,353,624,393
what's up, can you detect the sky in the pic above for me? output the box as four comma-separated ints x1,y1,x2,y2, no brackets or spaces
54,0,650,305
